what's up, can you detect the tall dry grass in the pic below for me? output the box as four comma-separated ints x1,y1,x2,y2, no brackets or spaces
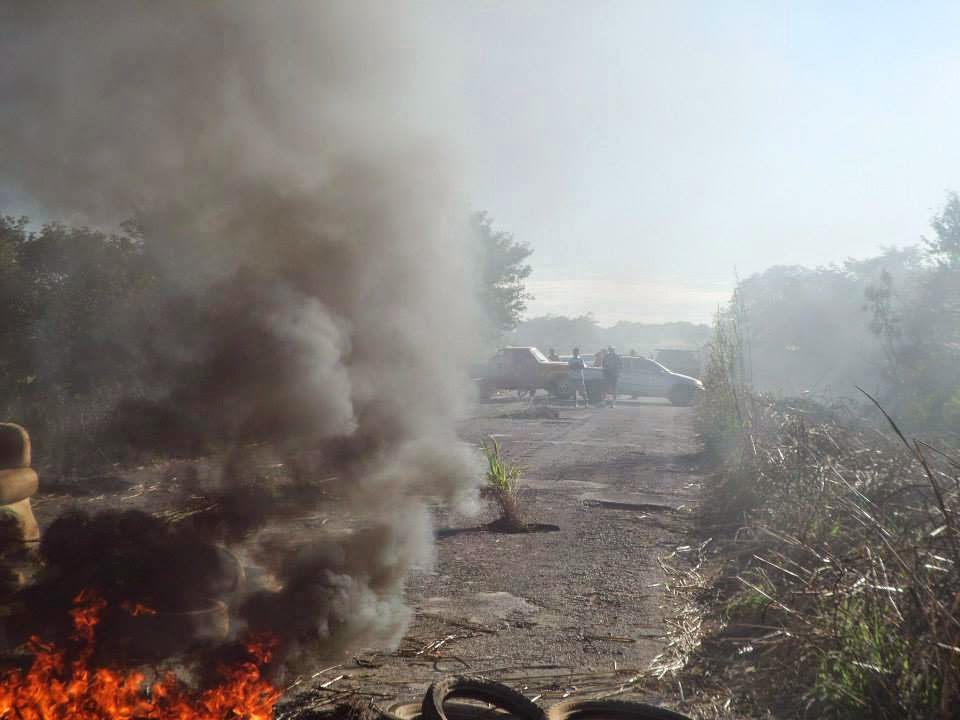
696,311,960,718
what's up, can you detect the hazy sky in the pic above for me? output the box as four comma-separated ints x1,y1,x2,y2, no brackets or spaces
4,3,959,326
444,1,960,324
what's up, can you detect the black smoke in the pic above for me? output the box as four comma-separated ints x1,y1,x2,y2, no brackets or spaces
0,1,480,668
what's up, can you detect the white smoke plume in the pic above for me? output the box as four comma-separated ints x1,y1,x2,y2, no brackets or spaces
0,1,479,661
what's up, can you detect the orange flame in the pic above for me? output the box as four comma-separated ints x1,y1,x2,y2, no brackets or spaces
120,600,158,617
0,592,281,719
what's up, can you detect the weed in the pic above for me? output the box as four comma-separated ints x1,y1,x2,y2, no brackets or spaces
480,437,525,531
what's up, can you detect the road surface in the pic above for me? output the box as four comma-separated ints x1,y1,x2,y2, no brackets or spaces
287,397,706,708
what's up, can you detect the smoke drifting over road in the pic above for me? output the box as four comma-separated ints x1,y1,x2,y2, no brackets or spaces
0,2,477,662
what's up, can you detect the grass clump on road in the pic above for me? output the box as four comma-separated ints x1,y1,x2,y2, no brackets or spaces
481,437,525,532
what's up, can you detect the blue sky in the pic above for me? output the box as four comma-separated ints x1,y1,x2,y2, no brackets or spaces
444,1,960,323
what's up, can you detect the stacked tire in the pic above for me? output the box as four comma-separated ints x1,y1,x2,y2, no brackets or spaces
385,676,690,720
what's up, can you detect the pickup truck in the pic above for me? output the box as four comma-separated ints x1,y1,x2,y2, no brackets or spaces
473,346,604,402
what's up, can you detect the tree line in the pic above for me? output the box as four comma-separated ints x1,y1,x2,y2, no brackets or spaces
726,193,960,433
509,315,710,358
0,211,533,471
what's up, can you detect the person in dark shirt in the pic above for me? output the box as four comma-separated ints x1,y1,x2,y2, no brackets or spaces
548,348,559,361
601,345,622,407
567,347,587,408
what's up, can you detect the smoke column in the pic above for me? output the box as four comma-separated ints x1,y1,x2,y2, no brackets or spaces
0,1,479,660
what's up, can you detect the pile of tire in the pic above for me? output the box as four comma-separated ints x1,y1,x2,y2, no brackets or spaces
385,676,691,720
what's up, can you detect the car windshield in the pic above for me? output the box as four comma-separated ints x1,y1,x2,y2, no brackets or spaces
628,357,670,373
656,350,697,363
530,347,548,362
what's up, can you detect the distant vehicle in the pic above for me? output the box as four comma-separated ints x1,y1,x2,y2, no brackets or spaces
619,356,703,406
653,348,702,379
474,346,604,402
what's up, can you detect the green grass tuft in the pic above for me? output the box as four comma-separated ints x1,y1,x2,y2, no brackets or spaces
480,436,525,531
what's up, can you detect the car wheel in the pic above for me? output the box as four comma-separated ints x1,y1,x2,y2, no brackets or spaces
668,385,695,406
550,378,573,399
476,381,494,401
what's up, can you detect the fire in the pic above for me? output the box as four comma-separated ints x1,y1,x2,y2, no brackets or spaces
0,592,281,719
121,600,158,617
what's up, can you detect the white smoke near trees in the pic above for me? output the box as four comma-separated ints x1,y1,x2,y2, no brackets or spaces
0,1,479,661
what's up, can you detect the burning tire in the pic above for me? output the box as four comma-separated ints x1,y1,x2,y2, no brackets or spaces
105,598,230,661
422,676,546,720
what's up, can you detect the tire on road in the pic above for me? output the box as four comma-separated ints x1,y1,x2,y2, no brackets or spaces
387,701,513,720
547,699,691,720
421,677,546,720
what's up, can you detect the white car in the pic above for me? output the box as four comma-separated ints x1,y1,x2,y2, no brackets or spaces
617,356,703,405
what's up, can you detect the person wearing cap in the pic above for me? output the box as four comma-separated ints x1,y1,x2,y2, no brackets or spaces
601,345,622,407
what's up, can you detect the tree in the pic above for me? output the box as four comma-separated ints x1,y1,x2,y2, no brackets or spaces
470,211,532,339
0,214,154,468
734,264,883,396
924,191,960,269
0,216,32,411
894,194,960,428
511,314,599,353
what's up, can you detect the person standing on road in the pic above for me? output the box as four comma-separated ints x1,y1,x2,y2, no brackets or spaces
602,345,622,407
548,348,559,361
567,347,588,408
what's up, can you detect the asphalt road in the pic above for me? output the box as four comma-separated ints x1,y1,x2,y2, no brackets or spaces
309,396,706,706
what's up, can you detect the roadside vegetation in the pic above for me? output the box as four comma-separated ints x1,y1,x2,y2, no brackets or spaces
510,313,710,358
693,196,960,718
480,437,526,532
719,192,960,435
0,211,531,473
